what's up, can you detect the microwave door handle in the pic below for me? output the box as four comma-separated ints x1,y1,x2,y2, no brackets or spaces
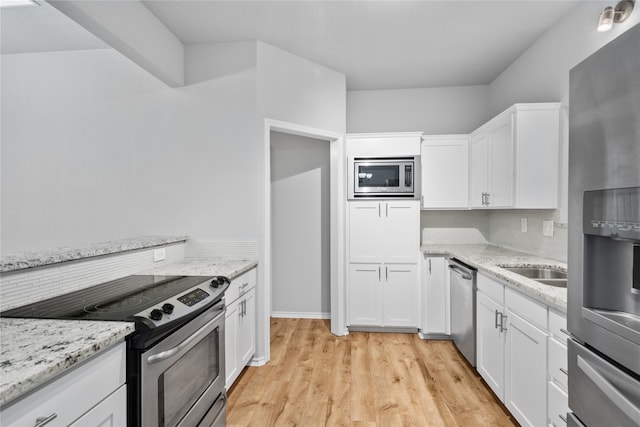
577,355,640,423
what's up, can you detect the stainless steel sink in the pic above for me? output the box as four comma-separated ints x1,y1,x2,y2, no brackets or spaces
500,266,567,288
535,278,567,288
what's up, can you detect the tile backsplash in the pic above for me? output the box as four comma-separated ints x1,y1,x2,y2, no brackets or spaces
421,209,567,262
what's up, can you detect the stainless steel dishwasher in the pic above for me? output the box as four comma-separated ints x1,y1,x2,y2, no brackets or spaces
448,258,477,366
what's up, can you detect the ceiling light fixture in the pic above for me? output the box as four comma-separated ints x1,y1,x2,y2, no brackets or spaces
598,0,635,32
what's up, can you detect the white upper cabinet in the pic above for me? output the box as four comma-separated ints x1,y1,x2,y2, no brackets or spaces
469,103,560,209
421,135,469,209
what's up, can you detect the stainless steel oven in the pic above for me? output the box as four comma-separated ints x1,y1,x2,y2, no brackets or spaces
2,274,231,427
140,299,226,427
348,156,420,199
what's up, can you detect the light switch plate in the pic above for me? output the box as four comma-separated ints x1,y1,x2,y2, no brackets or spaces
153,248,166,262
543,220,554,237
521,218,528,233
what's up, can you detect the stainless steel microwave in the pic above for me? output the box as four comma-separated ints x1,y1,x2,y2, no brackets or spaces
348,156,420,199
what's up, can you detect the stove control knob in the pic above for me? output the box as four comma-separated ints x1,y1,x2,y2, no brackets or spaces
149,308,164,321
162,303,174,314
210,278,220,288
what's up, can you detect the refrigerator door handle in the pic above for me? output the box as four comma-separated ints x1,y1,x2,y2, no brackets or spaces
577,355,640,423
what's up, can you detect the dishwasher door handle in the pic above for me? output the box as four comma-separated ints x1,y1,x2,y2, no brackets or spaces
449,264,472,280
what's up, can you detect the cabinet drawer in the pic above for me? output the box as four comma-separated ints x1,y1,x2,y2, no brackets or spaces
226,268,257,303
1,343,126,427
477,274,504,304
549,337,568,390
549,309,569,344
548,380,569,427
505,287,547,330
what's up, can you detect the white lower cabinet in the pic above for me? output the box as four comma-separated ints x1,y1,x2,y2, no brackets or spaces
476,274,550,427
225,268,257,389
504,309,548,427
421,256,450,335
476,291,506,399
0,343,126,427
548,309,569,427
349,263,418,328
69,386,127,427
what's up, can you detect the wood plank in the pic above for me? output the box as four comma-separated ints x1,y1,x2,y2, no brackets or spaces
227,318,517,427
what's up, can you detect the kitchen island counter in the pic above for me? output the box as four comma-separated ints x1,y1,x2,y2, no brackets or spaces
0,318,134,407
422,244,567,310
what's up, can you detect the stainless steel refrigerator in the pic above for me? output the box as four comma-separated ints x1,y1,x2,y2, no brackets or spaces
567,23,640,427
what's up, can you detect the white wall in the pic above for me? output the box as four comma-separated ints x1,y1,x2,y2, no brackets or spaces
1,45,258,252
270,132,330,317
489,1,640,228
257,42,346,134
347,85,489,134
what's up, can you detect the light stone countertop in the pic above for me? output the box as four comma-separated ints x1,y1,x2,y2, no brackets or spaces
0,318,134,406
141,259,258,279
0,235,188,273
422,244,567,310
0,258,257,407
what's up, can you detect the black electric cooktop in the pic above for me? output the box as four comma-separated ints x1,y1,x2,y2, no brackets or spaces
1,275,217,322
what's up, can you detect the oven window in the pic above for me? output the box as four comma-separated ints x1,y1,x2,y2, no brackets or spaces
159,327,220,427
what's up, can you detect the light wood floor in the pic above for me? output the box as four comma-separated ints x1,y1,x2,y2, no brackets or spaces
227,318,517,427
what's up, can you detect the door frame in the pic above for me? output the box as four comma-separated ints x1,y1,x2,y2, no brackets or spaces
262,118,347,362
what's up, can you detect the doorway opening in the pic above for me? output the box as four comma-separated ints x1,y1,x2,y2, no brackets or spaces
261,119,346,364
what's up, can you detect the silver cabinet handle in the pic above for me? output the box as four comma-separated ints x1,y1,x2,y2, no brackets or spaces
551,422,558,427
378,266,381,281
560,367,569,376
385,266,388,281
386,202,389,217
34,414,57,427
499,313,507,332
428,259,432,275
495,310,501,329
577,355,640,422
421,195,424,208
559,414,568,423
486,193,490,206
378,203,381,217
560,328,571,337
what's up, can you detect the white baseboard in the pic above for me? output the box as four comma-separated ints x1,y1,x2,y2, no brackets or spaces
271,311,331,319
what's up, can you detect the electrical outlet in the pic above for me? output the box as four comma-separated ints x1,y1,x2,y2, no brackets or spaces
521,218,528,233
153,248,166,262
543,220,554,237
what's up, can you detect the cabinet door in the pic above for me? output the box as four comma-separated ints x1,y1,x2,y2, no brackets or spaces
349,202,383,263
383,264,418,327
238,288,256,368
421,136,469,209
225,299,239,389
469,134,489,208
505,310,548,427
383,201,419,263
422,257,449,334
70,385,127,427
487,118,514,208
349,264,383,325
476,291,506,400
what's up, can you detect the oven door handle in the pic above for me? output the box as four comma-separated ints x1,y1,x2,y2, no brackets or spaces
147,307,224,365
